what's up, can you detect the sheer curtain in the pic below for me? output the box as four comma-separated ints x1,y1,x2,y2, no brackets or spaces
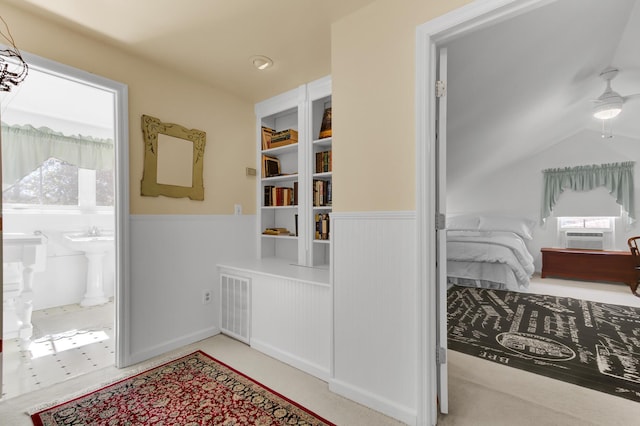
1,122,114,186
541,162,635,225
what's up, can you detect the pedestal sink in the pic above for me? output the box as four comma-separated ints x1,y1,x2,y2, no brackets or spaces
63,230,113,307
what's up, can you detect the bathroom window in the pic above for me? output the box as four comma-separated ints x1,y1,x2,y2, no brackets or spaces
2,157,113,208
1,64,116,212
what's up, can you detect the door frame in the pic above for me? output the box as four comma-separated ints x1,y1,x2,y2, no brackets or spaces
1,50,131,368
415,0,554,424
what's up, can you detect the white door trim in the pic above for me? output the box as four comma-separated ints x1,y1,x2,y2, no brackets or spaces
14,51,131,368
415,0,555,424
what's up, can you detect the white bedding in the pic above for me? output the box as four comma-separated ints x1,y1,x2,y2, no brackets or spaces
446,231,534,291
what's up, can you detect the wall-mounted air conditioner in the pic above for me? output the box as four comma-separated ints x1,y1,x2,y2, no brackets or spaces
564,231,604,250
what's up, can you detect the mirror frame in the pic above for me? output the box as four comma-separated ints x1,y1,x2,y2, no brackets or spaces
140,114,206,200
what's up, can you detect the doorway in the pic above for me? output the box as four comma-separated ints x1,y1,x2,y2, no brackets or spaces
415,0,554,424
1,51,128,399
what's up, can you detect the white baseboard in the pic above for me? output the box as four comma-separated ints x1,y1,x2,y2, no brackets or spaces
128,327,220,365
329,378,416,426
250,338,330,381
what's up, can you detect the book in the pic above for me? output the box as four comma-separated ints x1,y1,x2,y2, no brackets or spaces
319,107,332,139
315,150,332,173
261,126,274,150
313,179,331,206
264,185,275,206
314,213,330,240
262,155,281,177
264,186,295,206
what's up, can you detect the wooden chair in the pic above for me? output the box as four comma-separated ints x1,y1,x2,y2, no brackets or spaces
627,236,640,297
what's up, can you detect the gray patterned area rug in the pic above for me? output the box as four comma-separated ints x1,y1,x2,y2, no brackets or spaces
447,286,640,402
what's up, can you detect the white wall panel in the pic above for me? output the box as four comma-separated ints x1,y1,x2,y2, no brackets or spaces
250,274,331,380
128,214,255,364
330,211,417,425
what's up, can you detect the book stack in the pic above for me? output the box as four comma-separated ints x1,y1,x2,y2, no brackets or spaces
315,213,330,240
313,180,332,206
261,127,298,150
269,129,298,148
264,185,297,206
315,150,332,173
262,227,290,236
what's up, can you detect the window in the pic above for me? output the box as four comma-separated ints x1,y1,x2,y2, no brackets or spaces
558,217,613,230
1,62,116,212
3,157,113,208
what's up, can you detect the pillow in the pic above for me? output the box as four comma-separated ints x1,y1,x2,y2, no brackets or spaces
478,216,535,240
447,214,480,231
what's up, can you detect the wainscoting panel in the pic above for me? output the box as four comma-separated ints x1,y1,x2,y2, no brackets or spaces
250,274,331,380
128,214,256,364
330,211,418,425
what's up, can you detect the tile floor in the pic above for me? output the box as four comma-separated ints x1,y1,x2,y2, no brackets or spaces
1,301,115,400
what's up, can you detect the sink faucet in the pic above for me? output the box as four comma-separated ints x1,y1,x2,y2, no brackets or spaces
88,226,100,236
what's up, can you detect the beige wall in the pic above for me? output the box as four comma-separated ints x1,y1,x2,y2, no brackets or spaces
331,0,471,212
0,2,256,215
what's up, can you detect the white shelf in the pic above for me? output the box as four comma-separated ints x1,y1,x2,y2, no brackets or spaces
262,174,298,183
261,234,298,240
312,171,332,179
218,257,330,287
314,239,330,244
262,205,298,210
313,206,332,211
313,137,332,149
262,143,298,155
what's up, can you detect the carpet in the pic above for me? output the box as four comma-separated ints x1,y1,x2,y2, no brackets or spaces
447,286,640,402
31,350,335,426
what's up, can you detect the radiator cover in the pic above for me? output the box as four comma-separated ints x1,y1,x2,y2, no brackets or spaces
220,273,251,344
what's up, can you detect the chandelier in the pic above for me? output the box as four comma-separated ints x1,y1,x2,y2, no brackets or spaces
0,16,28,92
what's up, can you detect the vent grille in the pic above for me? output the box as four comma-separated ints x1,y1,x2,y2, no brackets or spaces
220,274,250,344
565,231,604,250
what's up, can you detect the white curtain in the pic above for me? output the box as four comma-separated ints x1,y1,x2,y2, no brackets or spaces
1,122,114,186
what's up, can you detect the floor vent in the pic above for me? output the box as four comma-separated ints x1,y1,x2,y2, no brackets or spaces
220,274,250,344
565,231,604,250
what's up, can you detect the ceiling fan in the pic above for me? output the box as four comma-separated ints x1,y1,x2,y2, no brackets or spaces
592,67,640,120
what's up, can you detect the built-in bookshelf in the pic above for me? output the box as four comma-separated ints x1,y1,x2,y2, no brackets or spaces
255,76,332,268
308,82,332,266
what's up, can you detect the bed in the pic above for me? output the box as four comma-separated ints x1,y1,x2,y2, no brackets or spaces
446,215,535,292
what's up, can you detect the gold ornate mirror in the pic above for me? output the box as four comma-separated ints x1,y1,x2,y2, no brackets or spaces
140,114,206,200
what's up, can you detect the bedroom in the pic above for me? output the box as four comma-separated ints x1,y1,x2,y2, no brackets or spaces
439,0,640,420
442,0,640,294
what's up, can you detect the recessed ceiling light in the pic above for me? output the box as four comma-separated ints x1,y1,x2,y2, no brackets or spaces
251,55,273,70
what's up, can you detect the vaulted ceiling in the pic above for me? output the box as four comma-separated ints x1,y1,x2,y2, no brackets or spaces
444,0,640,189
3,0,377,103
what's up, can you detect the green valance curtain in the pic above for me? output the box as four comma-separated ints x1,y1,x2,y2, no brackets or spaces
1,122,114,186
541,162,635,224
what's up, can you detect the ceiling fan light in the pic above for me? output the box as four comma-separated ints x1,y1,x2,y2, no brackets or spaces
593,103,622,120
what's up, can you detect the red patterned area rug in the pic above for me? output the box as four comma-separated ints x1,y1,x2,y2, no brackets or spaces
31,350,335,425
